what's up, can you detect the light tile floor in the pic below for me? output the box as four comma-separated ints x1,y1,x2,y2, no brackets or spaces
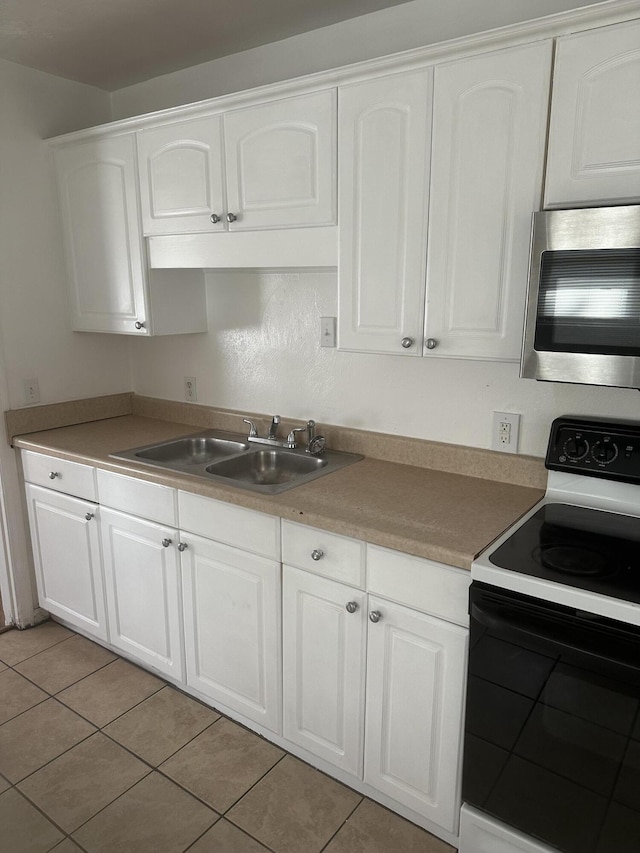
0,621,455,853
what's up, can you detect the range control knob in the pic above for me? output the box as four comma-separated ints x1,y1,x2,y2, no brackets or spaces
563,435,589,460
591,438,618,464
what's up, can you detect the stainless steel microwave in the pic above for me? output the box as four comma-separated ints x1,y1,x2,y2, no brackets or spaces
520,205,640,389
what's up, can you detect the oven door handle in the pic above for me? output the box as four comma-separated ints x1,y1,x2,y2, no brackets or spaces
471,600,640,669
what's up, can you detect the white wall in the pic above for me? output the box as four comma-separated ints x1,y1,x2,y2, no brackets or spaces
0,59,129,625
0,59,131,411
110,0,607,119
129,272,640,458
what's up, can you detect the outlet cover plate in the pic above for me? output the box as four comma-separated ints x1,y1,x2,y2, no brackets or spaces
184,376,197,402
492,411,521,454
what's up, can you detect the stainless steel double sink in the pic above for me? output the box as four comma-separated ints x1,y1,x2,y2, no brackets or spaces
110,430,362,495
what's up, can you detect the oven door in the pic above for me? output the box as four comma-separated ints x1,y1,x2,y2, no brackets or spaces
463,582,640,853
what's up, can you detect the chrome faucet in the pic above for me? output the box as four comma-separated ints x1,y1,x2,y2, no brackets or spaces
268,415,280,440
243,415,326,453
287,419,326,455
243,415,290,448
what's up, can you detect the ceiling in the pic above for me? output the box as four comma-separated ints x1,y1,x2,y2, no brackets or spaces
0,0,415,91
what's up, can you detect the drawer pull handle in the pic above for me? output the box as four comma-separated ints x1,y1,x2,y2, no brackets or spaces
49,471,60,479
85,512,94,521
162,538,172,548
346,601,358,614
311,549,324,561
177,542,188,552
369,610,382,623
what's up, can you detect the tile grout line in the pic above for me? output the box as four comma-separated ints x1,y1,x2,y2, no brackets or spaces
317,796,365,853
0,629,78,669
2,626,449,853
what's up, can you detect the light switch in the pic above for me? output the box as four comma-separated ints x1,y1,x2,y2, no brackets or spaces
320,317,336,348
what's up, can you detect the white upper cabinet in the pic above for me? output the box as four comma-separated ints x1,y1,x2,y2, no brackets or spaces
138,90,336,236
137,115,226,235
545,19,640,207
338,69,433,355
55,133,149,334
224,90,336,230
425,41,552,361
54,132,208,335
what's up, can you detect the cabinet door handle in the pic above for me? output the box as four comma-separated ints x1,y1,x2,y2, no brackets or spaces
134,321,145,330
49,471,60,479
401,337,414,349
161,538,172,548
210,213,221,224
311,549,324,561
226,212,238,223
425,338,438,350
346,601,359,614
369,610,382,623
177,542,188,552
85,512,94,521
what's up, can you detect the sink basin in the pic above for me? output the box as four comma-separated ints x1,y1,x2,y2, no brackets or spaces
110,428,361,494
134,435,248,465
207,448,326,489
110,430,250,472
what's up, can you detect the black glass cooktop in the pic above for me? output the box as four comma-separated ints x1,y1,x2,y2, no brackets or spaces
489,503,640,605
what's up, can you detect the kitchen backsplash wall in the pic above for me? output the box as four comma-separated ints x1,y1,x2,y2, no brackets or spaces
129,271,640,458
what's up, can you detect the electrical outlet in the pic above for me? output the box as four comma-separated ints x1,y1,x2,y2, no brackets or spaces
184,376,197,402
492,411,521,454
320,316,336,348
23,378,40,405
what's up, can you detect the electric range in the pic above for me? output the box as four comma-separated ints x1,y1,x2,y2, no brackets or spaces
460,415,640,853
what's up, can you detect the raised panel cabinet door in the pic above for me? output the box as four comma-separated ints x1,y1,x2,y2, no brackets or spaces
338,69,432,355
545,19,640,207
425,41,552,361
137,115,227,235
25,484,107,640
100,507,183,681
54,133,149,334
364,596,468,834
223,89,336,230
181,532,281,733
282,566,366,776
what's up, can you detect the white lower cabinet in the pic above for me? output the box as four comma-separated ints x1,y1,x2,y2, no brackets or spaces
282,565,366,775
25,483,107,641
23,455,469,842
281,522,469,837
100,506,183,681
181,532,281,733
365,595,468,834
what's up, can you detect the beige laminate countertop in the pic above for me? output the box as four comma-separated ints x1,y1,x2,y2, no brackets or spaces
13,415,545,571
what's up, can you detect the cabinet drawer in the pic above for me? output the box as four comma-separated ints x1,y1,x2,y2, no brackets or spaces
367,544,470,626
178,491,280,559
97,469,177,526
22,451,96,501
282,520,365,587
